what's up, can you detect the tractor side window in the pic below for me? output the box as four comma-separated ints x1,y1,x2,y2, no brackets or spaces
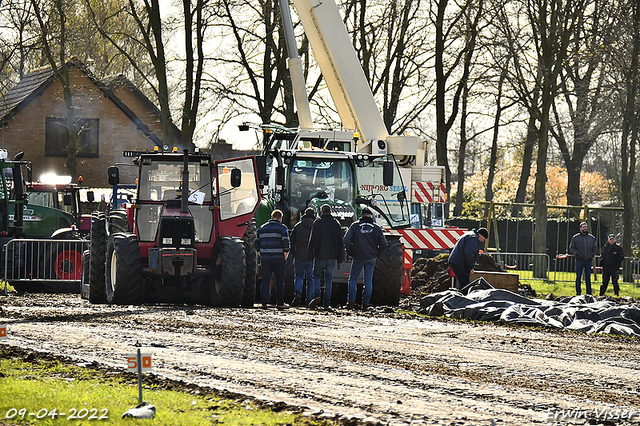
215,158,258,220
28,191,55,208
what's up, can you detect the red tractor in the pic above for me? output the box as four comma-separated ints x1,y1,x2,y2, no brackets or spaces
81,149,261,306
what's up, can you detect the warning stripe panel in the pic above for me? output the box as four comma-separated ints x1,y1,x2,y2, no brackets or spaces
412,181,446,203
398,228,467,250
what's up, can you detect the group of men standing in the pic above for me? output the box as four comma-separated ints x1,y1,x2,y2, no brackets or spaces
569,222,624,297
256,205,388,310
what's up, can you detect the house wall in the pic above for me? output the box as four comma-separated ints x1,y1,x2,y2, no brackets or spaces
0,69,164,187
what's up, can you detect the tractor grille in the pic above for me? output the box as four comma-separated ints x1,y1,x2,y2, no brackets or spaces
159,217,196,249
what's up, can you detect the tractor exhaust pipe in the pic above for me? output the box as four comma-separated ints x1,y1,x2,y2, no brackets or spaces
181,149,189,213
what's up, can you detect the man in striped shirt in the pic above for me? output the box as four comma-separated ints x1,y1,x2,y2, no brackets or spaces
256,210,290,309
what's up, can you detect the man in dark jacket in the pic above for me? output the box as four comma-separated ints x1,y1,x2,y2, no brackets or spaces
448,228,488,288
343,207,387,309
599,234,625,297
256,209,290,309
307,204,344,309
289,207,315,306
569,222,598,295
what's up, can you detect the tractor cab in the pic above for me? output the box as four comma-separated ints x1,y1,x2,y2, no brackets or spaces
85,149,261,306
261,139,411,230
25,176,89,236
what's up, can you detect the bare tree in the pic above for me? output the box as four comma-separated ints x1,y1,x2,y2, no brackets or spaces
432,0,484,196
86,0,175,149
30,0,81,177
550,0,615,208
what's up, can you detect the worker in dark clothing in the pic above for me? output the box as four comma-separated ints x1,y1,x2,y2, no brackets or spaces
599,234,625,297
256,209,290,309
343,207,387,310
289,207,315,306
448,228,488,288
569,222,598,295
307,204,344,310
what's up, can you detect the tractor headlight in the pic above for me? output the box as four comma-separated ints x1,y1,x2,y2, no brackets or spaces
163,237,172,245
181,238,192,246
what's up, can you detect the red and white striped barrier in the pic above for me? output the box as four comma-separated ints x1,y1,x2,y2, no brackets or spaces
397,228,467,250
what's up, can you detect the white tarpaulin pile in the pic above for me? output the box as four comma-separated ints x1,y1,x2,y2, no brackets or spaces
416,278,640,337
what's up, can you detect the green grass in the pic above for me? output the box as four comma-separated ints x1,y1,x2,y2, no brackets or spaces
513,270,640,298
0,353,317,425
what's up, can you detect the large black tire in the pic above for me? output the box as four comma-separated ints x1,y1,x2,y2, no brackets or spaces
105,233,143,305
108,211,129,234
209,237,245,307
284,255,295,303
88,213,107,304
241,219,258,307
370,237,403,306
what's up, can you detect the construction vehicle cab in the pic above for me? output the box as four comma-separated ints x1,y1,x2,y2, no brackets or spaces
25,176,91,237
82,149,261,306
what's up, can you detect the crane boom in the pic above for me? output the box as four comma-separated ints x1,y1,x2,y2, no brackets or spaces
290,0,389,144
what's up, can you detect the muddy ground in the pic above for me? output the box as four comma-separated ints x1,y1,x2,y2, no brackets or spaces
2,293,640,425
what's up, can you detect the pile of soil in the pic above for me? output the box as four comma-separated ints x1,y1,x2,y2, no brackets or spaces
407,253,505,302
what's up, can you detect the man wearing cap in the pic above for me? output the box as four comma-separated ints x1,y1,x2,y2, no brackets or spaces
343,207,388,309
569,222,598,295
448,228,488,288
307,204,344,309
599,234,624,297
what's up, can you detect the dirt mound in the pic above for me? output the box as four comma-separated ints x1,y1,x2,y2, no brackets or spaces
407,253,504,302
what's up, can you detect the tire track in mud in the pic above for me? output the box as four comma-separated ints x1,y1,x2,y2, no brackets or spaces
2,294,640,425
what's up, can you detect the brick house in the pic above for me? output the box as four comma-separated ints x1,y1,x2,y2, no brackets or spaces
0,59,183,187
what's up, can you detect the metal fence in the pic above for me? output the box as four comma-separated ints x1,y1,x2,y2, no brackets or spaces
491,251,640,287
3,238,89,295
491,252,551,284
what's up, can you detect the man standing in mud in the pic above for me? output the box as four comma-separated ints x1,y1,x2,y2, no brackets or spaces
599,234,624,297
448,228,488,288
307,204,344,310
256,209,290,309
569,222,598,295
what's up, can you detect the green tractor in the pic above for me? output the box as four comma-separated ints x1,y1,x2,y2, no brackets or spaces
250,126,411,307
0,151,89,294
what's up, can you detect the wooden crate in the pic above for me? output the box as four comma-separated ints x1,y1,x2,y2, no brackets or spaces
472,271,520,293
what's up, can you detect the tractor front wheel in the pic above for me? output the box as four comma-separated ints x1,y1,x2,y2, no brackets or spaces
370,237,403,306
209,237,245,307
241,219,257,308
105,233,143,305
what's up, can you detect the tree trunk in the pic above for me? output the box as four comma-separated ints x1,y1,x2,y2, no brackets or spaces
511,117,537,217
485,69,505,216
455,81,469,216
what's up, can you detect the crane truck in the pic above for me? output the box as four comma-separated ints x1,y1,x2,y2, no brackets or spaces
247,0,467,306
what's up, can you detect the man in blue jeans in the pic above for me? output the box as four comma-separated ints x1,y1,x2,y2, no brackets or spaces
569,222,598,295
343,207,387,310
289,207,315,306
256,209,290,309
307,204,344,310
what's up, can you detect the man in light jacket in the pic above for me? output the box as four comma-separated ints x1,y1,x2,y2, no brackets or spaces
569,222,598,295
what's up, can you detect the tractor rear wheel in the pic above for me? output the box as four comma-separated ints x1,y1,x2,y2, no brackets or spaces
370,237,403,306
88,213,107,304
105,233,143,305
241,219,257,307
209,237,245,307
